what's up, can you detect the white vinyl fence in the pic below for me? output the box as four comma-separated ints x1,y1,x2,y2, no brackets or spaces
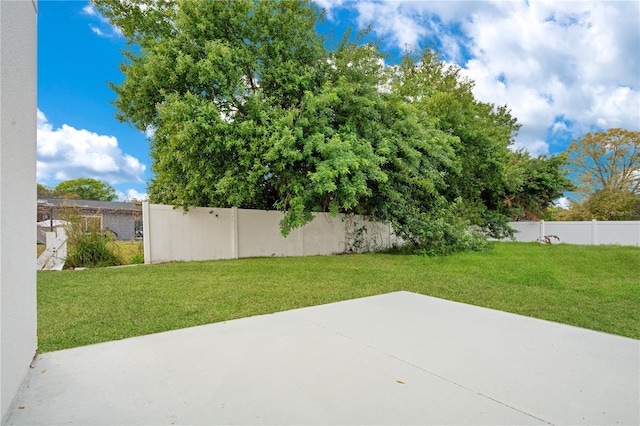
142,202,400,264
507,220,640,246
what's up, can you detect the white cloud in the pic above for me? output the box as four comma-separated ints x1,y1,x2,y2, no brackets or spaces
89,25,106,38
117,189,148,202
145,126,156,139
314,0,346,17
353,2,428,49
82,4,97,16
37,109,146,186
82,3,122,38
339,1,640,155
554,197,571,209
514,139,549,157
456,1,640,152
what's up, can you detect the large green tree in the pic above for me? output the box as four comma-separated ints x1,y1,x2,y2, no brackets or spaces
390,51,571,231
93,0,569,252
54,178,117,201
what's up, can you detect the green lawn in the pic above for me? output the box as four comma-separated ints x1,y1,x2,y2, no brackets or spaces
37,242,640,352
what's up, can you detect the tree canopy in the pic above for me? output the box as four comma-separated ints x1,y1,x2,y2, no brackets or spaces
389,51,571,228
558,128,639,220
566,128,639,196
93,0,571,253
53,178,117,201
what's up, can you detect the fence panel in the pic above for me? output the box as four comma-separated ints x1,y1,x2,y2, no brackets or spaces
237,209,302,258
143,203,400,264
301,212,346,255
507,222,540,242
596,222,640,245
544,222,595,245
143,203,235,263
508,220,640,246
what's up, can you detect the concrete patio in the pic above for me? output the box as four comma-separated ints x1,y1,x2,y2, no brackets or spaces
3,291,639,425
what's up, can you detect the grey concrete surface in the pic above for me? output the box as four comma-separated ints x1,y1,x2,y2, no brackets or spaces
4,291,639,425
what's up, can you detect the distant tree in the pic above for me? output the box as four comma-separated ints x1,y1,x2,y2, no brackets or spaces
37,183,53,197
560,128,639,220
54,178,117,201
557,189,640,221
566,128,639,196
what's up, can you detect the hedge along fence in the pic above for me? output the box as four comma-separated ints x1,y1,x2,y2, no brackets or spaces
142,203,401,264
507,220,640,246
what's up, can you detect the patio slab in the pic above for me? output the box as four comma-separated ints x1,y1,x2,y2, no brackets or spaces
3,291,639,425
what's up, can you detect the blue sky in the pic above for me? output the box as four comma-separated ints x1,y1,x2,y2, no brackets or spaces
37,0,640,202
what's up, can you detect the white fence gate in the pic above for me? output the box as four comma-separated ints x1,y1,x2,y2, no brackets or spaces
507,220,640,246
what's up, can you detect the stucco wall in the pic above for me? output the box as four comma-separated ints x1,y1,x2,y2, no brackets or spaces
0,0,38,420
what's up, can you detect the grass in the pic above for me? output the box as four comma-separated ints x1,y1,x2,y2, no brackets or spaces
37,242,640,352
37,240,144,265
112,240,144,264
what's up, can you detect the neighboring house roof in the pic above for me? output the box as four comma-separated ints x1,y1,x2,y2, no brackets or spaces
37,197,139,211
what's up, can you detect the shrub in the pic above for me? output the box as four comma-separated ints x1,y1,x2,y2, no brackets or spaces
59,205,122,268
389,198,491,256
130,248,145,264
